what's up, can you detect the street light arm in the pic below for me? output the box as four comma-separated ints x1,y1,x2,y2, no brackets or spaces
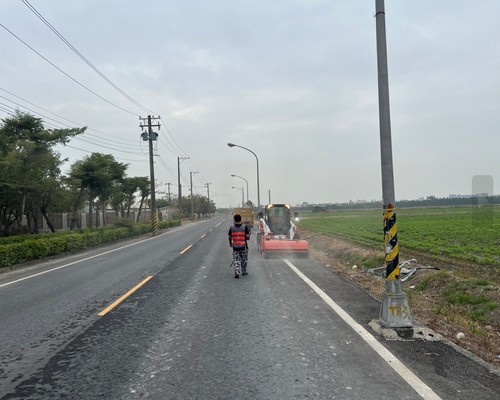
227,143,258,160
231,186,245,208
231,174,250,205
227,142,261,210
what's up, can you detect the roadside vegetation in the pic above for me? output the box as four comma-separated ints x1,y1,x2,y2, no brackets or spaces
0,111,215,237
0,220,180,269
300,206,500,367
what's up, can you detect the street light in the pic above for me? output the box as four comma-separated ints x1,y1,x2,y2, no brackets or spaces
231,174,249,206
232,186,244,208
227,143,260,210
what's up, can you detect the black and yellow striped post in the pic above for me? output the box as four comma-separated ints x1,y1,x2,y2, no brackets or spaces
379,204,413,329
152,211,159,237
384,205,399,280
376,0,412,332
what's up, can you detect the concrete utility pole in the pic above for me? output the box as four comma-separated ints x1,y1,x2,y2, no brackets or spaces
139,115,160,236
190,171,199,219
166,182,171,203
205,182,211,218
177,156,189,221
375,0,413,333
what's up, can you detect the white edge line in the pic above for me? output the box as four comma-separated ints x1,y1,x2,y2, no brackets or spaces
283,258,442,400
0,234,163,289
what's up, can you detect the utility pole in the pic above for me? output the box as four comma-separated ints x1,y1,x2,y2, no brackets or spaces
177,156,189,221
375,0,412,334
205,182,211,219
268,190,271,205
190,171,199,219
166,182,171,203
139,115,160,236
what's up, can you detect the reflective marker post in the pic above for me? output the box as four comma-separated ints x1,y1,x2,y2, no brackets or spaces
375,0,413,332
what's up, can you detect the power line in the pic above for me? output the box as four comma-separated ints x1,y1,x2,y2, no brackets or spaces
155,117,205,185
156,136,179,157
0,102,16,113
0,87,138,144
0,23,139,116
0,96,79,131
1,98,138,152
157,155,177,180
21,0,157,116
1,98,146,158
1,103,148,165
63,143,147,163
0,88,145,154
72,136,143,155
1,21,190,177
75,132,139,151
160,117,189,156
33,116,143,155
1,10,195,183
2,10,192,180
156,120,203,183
0,106,14,115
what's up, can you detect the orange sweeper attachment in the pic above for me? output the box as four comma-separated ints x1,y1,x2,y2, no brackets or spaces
259,204,309,258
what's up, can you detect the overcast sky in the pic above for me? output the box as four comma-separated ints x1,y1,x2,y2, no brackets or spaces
1,0,498,208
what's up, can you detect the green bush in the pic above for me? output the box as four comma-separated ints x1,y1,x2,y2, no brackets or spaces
0,243,25,267
113,219,135,230
63,234,87,252
0,220,181,269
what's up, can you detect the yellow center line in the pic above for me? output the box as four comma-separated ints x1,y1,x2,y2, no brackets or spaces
180,244,193,254
98,276,154,317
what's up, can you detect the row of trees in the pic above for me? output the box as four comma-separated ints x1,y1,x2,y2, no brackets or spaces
0,111,215,236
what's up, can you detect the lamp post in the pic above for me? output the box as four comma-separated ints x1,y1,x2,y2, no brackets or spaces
232,186,244,208
227,143,260,210
231,174,249,206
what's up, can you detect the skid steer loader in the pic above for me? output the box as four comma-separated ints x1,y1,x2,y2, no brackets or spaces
259,204,309,258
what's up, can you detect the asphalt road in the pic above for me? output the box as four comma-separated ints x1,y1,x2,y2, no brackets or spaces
0,216,498,399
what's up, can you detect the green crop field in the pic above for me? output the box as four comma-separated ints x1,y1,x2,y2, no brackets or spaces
300,206,500,268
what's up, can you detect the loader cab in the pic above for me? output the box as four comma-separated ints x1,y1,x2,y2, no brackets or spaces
264,204,291,236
